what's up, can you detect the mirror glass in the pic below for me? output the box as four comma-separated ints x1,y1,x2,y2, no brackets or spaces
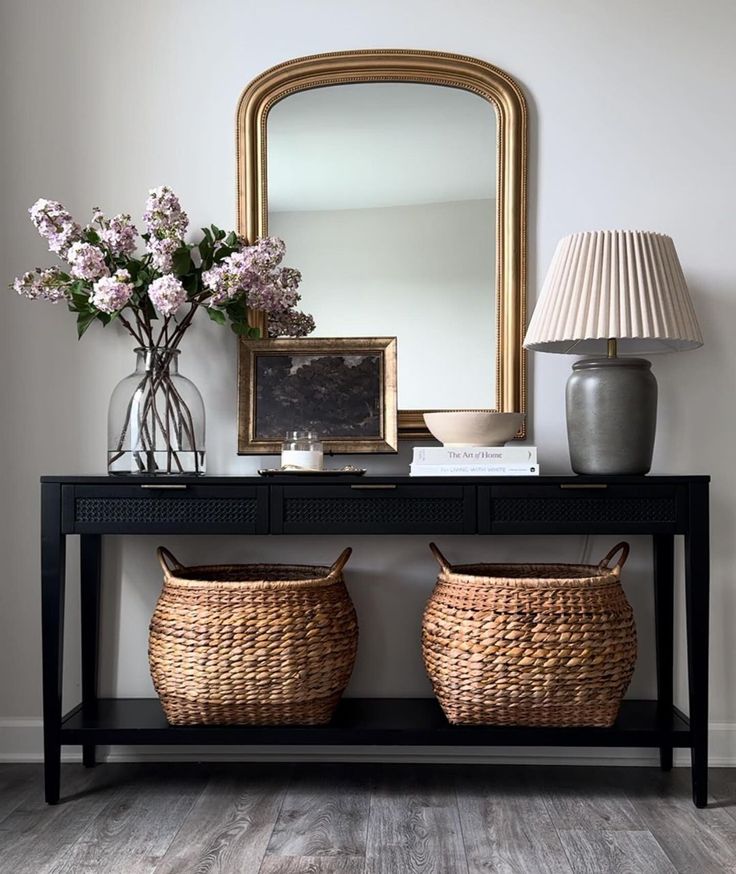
267,82,497,410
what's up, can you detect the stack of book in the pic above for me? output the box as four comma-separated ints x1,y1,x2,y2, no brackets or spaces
410,445,539,476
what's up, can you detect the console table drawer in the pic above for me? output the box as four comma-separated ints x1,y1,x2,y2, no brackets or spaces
63,484,269,534
479,483,684,533
272,484,476,534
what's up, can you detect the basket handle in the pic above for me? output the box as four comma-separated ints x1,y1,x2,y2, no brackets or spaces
598,541,630,573
156,546,184,579
429,542,452,574
327,547,353,578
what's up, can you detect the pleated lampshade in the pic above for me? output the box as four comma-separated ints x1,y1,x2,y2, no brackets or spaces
524,230,703,354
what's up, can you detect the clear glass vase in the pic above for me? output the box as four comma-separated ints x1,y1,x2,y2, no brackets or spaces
108,347,205,475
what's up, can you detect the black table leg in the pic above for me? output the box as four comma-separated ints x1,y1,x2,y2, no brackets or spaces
685,481,710,807
41,483,66,805
80,534,101,768
653,533,674,771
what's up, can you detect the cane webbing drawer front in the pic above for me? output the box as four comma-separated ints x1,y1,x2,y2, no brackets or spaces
273,484,476,534
65,485,268,533
50,476,697,535
481,483,682,533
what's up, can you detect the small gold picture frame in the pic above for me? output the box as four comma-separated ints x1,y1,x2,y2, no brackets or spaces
238,337,398,454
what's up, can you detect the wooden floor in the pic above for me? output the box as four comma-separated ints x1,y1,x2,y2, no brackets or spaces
0,763,735,873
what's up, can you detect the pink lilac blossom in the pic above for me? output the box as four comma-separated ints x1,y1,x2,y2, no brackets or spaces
90,269,134,314
200,263,228,305
267,308,315,338
278,267,302,290
202,250,253,306
250,237,286,269
12,267,69,303
202,241,301,312
245,278,299,314
148,275,187,317
67,242,110,281
148,237,180,272
143,186,188,272
29,199,82,256
100,213,138,256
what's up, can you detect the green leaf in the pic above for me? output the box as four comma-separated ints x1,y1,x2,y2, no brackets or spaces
125,259,143,280
76,311,98,338
182,273,200,296
69,282,92,314
230,321,250,336
172,246,192,276
213,245,234,263
207,308,227,325
198,239,212,268
230,322,261,338
201,227,213,243
225,299,246,321
224,231,238,247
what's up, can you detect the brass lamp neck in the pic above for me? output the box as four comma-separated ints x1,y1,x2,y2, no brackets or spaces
607,338,618,359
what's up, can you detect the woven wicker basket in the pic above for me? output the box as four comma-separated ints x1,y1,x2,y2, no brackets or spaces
422,541,637,727
149,546,357,726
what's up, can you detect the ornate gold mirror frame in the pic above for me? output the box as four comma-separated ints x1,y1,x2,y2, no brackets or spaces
236,49,527,450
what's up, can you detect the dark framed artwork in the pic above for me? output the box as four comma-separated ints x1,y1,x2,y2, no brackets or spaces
238,337,398,453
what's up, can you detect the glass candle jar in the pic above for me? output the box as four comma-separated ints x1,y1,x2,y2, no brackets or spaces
281,430,323,471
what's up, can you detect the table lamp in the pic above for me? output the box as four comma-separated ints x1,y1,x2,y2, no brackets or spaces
524,230,703,474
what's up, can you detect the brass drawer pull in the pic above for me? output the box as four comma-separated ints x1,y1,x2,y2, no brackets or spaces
350,484,397,490
559,483,608,490
140,484,189,490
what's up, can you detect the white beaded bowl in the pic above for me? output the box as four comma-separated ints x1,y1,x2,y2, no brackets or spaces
423,411,525,447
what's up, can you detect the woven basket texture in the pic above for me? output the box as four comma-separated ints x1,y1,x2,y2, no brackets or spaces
149,548,357,725
422,543,637,727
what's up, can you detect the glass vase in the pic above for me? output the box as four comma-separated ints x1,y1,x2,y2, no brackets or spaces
108,347,205,475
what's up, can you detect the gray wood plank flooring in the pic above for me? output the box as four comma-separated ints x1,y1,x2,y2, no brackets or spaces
154,764,291,874
48,765,207,874
364,765,468,874
0,765,140,874
267,764,371,859
537,765,644,831
259,857,366,873
457,767,573,874
0,763,734,873
621,768,736,874
556,829,678,874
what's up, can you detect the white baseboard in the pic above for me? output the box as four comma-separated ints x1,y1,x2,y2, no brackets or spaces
2,717,735,766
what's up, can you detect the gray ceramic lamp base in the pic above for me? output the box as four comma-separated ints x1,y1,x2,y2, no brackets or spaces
566,357,658,475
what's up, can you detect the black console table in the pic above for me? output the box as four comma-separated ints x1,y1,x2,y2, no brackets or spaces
40,474,710,806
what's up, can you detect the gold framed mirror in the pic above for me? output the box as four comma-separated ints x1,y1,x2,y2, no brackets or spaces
236,49,527,451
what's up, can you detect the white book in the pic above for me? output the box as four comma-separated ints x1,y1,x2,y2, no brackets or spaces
412,445,537,465
410,463,540,477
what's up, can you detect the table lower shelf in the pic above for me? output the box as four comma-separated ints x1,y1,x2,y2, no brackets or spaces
60,698,691,748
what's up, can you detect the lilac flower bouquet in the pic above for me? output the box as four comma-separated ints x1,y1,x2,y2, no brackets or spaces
12,187,314,474
13,187,313,341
